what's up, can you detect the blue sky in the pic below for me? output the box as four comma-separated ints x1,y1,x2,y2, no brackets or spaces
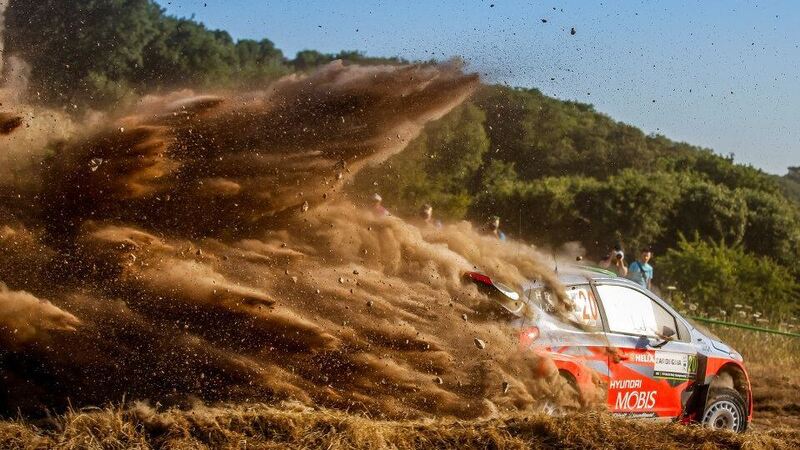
156,0,799,175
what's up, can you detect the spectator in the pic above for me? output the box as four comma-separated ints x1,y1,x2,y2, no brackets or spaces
628,248,654,290
419,204,442,228
371,193,389,217
599,244,628,277
486,216,506,240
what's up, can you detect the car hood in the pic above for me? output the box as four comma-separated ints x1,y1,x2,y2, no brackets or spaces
710,338,732,354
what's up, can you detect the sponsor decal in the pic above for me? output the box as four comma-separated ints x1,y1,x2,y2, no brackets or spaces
687,354,698,376
614,389,657,411
630,353,654,364
566,287,599,327
609,379,642,389
612,412,659,419
653,351,697,380
611,378,657,411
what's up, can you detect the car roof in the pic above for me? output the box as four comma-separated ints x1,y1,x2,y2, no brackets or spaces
523,264,639,290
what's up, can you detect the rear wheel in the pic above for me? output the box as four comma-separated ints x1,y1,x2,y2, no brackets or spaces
558,370,583,409
702,388,747,432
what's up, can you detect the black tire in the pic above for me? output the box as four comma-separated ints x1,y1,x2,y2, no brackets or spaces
702,388,748,433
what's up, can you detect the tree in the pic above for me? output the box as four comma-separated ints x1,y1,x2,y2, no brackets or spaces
666,179,748,247
292,50,334,70
6,0,164,105
659,235,799,321
352,104,489,219
4,0,291,107
780,167,800,207
740,189,800,265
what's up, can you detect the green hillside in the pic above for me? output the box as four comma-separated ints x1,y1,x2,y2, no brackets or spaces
5,0,799,323
354,87,800,322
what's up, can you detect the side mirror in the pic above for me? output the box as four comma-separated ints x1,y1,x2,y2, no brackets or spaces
648,326,676,349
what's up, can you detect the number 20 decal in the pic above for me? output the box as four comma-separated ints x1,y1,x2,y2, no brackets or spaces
578,290,598,321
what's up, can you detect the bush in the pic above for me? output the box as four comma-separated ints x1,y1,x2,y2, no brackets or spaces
658,234,799,322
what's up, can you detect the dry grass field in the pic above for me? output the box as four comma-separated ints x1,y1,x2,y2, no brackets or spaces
0,326,797,450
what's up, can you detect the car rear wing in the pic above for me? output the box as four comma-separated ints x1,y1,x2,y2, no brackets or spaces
464,271,532,318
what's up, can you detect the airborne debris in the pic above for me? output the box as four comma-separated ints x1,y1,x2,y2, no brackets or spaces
89,158,104,172
0,61,585,421
301,201,309,212
570,27,576,35
474,338,486,349
434,376,443,384
0,113,23,134
461,313,468,321
502,381,510,393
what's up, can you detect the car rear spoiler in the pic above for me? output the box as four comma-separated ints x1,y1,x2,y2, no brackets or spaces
464,271,531,318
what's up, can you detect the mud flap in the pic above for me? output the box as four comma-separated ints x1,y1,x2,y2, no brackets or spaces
680,353,709,423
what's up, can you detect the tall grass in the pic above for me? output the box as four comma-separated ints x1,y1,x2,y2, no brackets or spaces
709,325,800,372
1,402,798,450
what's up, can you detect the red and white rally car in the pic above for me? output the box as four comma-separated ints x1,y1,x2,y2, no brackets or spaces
466,267,752,432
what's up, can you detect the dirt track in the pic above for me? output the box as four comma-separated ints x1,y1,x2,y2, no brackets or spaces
750,366,800,431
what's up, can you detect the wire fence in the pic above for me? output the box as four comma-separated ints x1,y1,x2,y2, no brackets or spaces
690,316,800,338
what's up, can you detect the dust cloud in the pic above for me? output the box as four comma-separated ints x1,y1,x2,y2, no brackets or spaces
0,60,594,418
0,283,80,345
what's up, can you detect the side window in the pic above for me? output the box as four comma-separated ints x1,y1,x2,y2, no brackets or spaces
526,285,603,331
595,284,677,337
565,285,602,331
526,287,557,314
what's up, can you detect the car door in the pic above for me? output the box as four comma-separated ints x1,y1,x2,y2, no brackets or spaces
595,283,698,419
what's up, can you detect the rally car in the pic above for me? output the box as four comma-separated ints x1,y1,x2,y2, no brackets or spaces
466,267,752,432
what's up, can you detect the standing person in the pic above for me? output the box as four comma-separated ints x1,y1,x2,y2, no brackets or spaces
599,244,628,277
371,193,389,217
628,248,654,290
419,204,442,228
486,216,506,240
